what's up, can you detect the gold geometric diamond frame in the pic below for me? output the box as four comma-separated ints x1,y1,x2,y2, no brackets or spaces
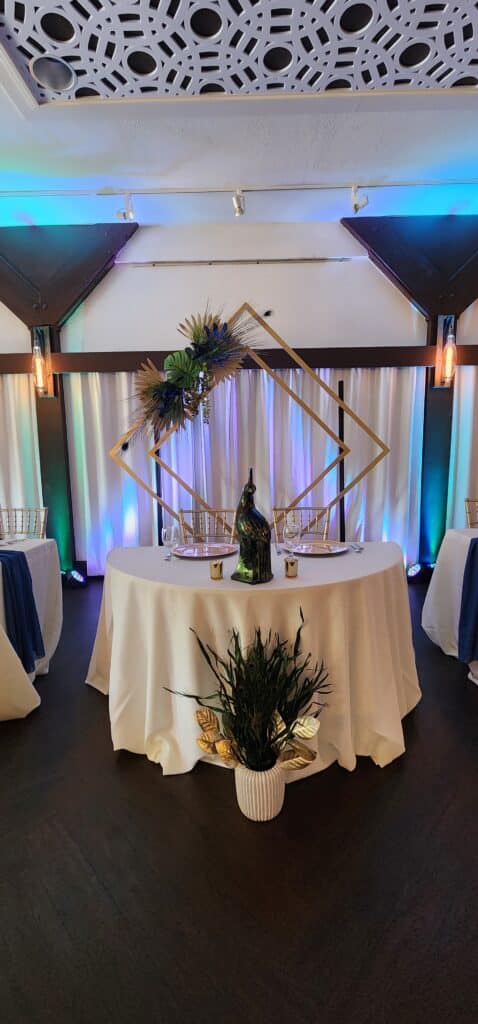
109,302,390,529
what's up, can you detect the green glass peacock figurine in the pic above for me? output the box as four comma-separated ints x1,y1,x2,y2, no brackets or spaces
231,468,273,585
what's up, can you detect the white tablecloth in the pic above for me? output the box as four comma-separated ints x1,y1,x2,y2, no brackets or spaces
87,542,421,776
422,528,478,685
0,539,63,720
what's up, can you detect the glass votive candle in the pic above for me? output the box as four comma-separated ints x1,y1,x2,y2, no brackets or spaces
210,559,223,580
284,556,298,578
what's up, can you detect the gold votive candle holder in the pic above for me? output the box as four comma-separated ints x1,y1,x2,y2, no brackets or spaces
210,559,223,580
284,556,298,578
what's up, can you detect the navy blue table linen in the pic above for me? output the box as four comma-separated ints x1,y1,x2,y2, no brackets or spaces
458,538,478,664
0,550,45,673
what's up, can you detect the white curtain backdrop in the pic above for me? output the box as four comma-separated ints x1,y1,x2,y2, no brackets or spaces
0,374,43,508
447,366,478,528
161,367,426,565
63,373,158,574
63,367,425,572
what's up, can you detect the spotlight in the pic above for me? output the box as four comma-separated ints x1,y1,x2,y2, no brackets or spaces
116,193,135,221
62,561,88,589
351,184,369,214
232,190,245,217
62,569,87,589
407,563,422,579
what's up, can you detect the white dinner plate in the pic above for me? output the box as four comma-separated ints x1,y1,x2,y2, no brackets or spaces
285,541,350,557
173,542,238,560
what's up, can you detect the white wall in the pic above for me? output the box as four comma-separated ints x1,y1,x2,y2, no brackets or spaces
63,223,426,353
458,300,478,345
0,302,30,353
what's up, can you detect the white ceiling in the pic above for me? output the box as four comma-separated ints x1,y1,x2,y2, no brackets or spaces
1,26,478,225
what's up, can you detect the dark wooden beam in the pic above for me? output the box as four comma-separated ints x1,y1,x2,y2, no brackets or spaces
33,328,76,571
0,345,453,374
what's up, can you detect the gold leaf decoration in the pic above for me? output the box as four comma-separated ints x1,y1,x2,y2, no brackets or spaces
292,716,321,740
197,736,217,755
278,740,317,771
272,710,287,739
196,708,220,733
202,727,222,744
216,738,238,766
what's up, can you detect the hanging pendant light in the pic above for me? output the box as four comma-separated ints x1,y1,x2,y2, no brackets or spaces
441,325,457,386
31,328,54,397
434,315,457,388
32,341,47,394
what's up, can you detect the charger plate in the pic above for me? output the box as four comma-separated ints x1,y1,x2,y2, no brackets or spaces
173,542,238,560
285,541,350,557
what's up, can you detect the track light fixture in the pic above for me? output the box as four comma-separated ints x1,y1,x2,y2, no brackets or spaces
232,189,245,217
116,193,135,222
351,184,369,214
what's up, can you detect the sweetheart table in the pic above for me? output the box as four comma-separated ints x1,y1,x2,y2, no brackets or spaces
0,539,63,720
87,542,421,776
422,528,478,684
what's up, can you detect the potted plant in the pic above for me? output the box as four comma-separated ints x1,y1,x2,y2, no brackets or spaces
169,611,330,821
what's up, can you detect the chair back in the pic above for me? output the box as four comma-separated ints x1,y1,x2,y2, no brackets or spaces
0,507,48,539
465,498,478,528
179,508,237,543
272,506,330,542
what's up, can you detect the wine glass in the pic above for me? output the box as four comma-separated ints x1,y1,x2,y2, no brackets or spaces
283,515,300,553
161,524,178,561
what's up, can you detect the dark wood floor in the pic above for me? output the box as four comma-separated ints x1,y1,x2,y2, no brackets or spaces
1,581,478,1024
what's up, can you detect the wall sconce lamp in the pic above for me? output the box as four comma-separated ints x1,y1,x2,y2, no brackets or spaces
31,327,55,398
434,315,457,388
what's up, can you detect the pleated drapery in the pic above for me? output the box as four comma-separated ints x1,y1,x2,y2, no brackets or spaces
160,366,426,565
0,374,43,508
447,366,478,528
52,367,425,572
63,373,158,575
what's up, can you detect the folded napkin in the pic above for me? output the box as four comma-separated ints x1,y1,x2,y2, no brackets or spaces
458,538,478,664
0,550,45,673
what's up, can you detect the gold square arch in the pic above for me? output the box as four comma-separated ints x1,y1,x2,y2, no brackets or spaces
109,302,390,526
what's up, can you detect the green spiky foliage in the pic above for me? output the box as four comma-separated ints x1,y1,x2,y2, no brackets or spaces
168,611,330,772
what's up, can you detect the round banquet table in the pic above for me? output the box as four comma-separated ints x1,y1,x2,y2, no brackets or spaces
0,538,63,721
87,542,421,777
422,528,478,685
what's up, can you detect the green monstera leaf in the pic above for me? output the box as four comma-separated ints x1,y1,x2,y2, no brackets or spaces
164,350,201,389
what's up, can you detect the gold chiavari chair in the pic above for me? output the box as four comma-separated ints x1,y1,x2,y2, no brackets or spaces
179,508,237,544
465,498,478,528
0,507,48,539
272,506,330,544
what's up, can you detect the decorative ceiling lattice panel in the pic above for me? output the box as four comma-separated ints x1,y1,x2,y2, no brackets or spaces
0,0,477,103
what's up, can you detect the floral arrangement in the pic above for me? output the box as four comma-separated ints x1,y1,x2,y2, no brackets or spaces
168,611,330,773
133,309,254,437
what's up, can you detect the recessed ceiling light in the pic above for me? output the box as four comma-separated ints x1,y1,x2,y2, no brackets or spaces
29,55,76,92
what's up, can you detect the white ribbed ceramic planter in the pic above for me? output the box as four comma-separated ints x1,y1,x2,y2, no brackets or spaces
234,764,285,821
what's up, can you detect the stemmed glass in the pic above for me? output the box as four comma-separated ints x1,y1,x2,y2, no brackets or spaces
283,515,300,553
161,524,178,561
